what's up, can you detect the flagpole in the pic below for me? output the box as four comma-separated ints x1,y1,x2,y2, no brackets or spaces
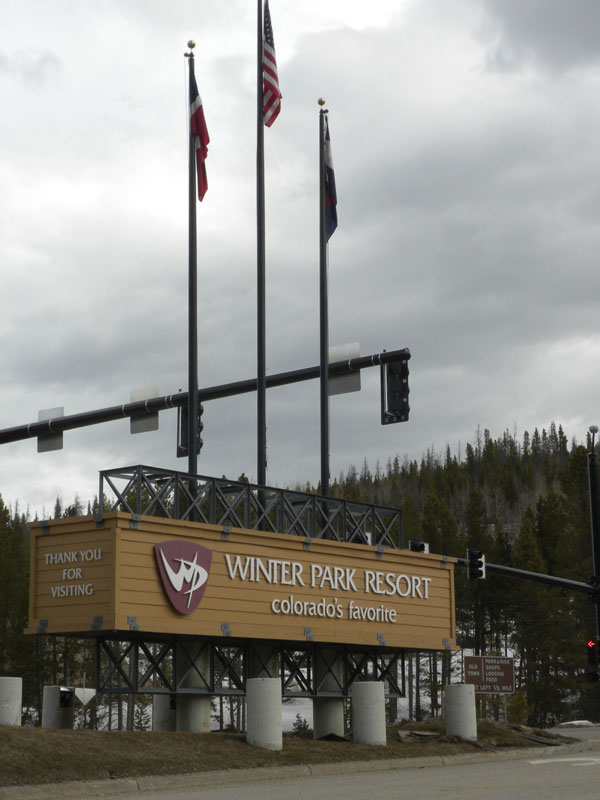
257,0,267,489
186,42,199,479
318,99,330,497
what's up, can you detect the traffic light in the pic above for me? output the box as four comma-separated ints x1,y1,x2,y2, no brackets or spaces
408,539,429,553
467,548,486,580
380,356,410,425
586,639,599,682
176,403,204,458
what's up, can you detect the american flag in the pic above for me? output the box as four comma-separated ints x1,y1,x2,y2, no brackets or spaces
262,0,281,127
189,65,209,201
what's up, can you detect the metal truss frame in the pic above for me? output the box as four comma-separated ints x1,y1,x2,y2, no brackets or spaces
95,636,405,699
98,465,402,549
93,467,406,703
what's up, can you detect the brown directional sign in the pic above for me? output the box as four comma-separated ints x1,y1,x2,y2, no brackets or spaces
464,655,515,694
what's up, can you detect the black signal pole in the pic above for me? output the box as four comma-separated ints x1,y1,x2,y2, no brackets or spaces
588,425,600,638
0,348,411,449
256,0,267,489
318,99,330,497
186,43,199,478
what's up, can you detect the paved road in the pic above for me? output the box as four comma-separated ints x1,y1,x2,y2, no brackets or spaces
194,758,595,800
548,725,600,740
8,729,600,800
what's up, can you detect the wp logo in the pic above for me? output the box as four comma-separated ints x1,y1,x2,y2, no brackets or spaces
154,541,212,614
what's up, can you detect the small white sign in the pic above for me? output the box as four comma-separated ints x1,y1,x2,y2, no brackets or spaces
329,343,361,396
37,407,64,452
74,688,96,706
130,386,159,433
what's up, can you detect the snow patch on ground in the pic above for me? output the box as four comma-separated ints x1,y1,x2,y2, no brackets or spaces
558,720,596,728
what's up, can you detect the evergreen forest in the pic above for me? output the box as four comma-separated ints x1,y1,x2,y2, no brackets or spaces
1,422,599,728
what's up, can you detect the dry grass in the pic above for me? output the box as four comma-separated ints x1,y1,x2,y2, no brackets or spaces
0,720,575,788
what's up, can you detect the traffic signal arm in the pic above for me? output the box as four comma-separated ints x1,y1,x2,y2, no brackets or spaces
457,557,596,594
0,348,411,447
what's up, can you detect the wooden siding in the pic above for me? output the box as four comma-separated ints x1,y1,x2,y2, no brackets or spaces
27,513,456,650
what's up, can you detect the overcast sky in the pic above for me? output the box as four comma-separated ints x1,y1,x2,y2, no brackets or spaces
2,0,600,517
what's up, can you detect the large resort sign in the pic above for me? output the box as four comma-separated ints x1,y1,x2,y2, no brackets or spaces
27,512,456,651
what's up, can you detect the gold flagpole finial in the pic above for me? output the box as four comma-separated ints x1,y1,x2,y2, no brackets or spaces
187,40,196,49
318,98,326,106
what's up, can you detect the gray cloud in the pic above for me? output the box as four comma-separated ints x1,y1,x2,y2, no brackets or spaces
2,0,600,514
481,0,600,71
0,49,61,85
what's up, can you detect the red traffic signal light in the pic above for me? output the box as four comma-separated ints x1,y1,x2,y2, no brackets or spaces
587,639,599,670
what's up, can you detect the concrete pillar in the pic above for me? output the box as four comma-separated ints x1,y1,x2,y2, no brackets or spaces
313,649,345,739
444,683,477,741
0,677,22,726
41,685,75,729
246,677,282,751
176,643,212,732
177,695,211,732
152,693,176,731
313,698,345,739
248,644,280,679
351,681,386,745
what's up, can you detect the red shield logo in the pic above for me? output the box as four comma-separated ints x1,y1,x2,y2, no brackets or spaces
154,540,212,614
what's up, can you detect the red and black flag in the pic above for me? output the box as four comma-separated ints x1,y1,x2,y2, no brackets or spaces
189,64,209,200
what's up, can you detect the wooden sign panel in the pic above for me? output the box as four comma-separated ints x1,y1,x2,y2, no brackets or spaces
27,513,456,651
464,655,515,693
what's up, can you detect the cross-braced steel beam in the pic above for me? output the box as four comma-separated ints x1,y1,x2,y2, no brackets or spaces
98,466,402,549
95,636,406,698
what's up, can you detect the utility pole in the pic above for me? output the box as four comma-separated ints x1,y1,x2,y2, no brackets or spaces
588,424,600,639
